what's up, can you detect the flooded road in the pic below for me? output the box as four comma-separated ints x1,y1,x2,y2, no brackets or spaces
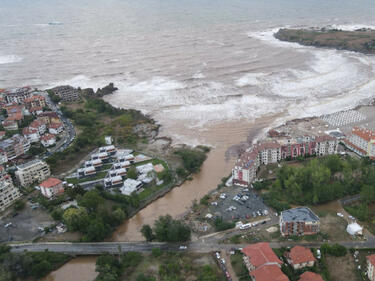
42,256,98,281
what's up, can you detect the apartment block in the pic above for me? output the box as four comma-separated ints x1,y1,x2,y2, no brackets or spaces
280,207,320,236
15,159,50,187
51,85,80,102
344,127,375,159
0,173,21,211
0,134,30,160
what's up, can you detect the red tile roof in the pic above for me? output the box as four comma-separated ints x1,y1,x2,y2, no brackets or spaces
299,272,324,281
6,112,23,121
352,127,375,142
22,127,38,135
315,134,335,142
367,254,375,267
250,264,289,281
40,177,62,188
30,119,46,128
49,122,63,129
343,139,368,155
41,133,55,141
242,242,282,268
0,131,5,137
287,246,316,265
24,95,45,103
29,106,43,112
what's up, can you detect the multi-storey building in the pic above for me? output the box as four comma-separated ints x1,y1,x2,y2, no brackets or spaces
367,254,375,281
38,112,61,125
0,171,21,211
280,207,320,236
0,134,30,160
29,119,47,135
15,159,50,187
257,142,281,165
4,87,32,104
23,95,46,109
22,127,40,143
344,127,375,159
51,85,80,102
232,148,259,187
232,134,338,187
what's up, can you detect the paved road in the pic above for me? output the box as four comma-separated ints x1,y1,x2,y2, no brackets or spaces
9,239,375,255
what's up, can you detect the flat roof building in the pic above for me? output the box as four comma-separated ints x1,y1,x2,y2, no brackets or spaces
280,207,320,236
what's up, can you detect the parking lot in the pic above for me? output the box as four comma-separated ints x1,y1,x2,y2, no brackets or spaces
206,186,269,222
0,200,55,242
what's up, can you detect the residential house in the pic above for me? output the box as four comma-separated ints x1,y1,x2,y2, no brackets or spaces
285,246,316,270
367,254,375,281
241,242,288,281
15,159,50,187
41,133,56,147
280,207,320,236
48,122,64,135
29,106,43,116
104,176,123,188
23,127,40,143
299,272,324,281
250,264,289,281
344,127,375,159
78,166,96,177
120,178,142,195
2,119,18,131
30,119,47,135
39,177,64,198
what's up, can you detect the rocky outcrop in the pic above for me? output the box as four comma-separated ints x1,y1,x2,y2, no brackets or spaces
274,28,375,55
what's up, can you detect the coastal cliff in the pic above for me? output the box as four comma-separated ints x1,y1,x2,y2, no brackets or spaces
274,28,375,54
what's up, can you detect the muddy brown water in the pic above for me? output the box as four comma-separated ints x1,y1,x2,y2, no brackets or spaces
45,115,281,281
42,256,98,281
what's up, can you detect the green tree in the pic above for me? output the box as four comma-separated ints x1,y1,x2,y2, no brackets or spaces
141,224,154,241
62,208,89,231
77,190,103,212
153,215,191,242
13,200,25,211
127,167,138,179
31,260,52,279
361,184,375,203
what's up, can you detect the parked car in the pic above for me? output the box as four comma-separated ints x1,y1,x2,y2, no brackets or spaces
337,212,344,218
179,245,187,250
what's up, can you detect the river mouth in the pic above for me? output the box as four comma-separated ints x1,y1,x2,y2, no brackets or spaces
111,114,282,241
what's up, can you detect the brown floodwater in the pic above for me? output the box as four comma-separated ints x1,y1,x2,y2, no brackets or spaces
46,115,281,281
112,116,279,241
42,256,98,281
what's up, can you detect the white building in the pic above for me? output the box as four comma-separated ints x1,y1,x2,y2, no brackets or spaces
121,178,142,195
15,159,50,187
41,133,56,147
0,174,21,211
22,127,40,143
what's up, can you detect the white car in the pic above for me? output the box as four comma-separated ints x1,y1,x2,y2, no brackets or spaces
211,201,218,206
215,252,221,259
348,215,355,220
337,212,344,218
4,222,12,228
179,245,187,250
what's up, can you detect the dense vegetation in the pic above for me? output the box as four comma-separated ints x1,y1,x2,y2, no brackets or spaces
95,252,143,281
0,245,71,280
42,187,140,242
174,147,209,177
141,215,191,242
95,251,222,281
46,96,156,173
259,156,375,211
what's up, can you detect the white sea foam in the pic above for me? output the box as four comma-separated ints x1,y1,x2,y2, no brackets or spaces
0,55,22,64
235,73,265,87
192,71,205,79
